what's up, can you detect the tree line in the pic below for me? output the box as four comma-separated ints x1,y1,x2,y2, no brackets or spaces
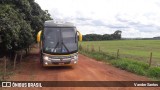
83,30,122,41
0,0,52,58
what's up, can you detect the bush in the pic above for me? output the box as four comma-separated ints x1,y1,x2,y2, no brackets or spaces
111,59,146,75
147,67,160,78
111,60,129,70
127,64,146,75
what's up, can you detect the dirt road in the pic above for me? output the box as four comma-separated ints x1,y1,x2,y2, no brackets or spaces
5,47,159,90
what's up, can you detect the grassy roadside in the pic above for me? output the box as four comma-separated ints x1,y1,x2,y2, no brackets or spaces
79,46,160,80
79,40,160,66
0,62,14,81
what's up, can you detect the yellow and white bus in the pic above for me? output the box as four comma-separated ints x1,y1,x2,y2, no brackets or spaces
37,20,82,66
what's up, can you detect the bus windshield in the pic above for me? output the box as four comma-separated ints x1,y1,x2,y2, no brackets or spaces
43,27,78,54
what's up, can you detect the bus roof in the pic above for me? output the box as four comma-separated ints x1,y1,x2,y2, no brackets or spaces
44,20,76,28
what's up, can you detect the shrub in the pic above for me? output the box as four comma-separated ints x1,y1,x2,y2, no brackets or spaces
147,67,160,78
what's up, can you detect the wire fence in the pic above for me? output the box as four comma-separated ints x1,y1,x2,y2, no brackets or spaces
0,44,35,80
79,44,160,67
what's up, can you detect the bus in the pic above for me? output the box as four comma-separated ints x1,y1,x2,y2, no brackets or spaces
37,20,82,66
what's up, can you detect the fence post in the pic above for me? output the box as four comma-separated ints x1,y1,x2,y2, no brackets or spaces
20,50,23,63
87,45,89,51
27,45,30,53
91,45,95,52
25,48,28,55
117,49,119,59
79,44,82,50
3,56,7,80
86,45,87,52
99,46,101,52
14,53,17,70
149,52,152,67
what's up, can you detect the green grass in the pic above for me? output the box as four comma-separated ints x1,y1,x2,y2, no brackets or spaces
79,40,160,80
0,62,14,81
111,58,148,76
79,40,160,66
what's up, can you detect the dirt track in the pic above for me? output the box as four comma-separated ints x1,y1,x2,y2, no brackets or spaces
4,47,160,90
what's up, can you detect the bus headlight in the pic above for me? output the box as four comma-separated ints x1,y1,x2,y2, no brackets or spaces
43,56,49,61
74,55,78,60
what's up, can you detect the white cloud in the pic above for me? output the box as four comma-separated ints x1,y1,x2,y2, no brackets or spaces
35,0,160,38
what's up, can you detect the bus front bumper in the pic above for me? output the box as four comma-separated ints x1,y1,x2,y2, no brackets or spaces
43,59,78,66
42,54,78,66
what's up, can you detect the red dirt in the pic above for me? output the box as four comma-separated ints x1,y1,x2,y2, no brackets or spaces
3,47,160,90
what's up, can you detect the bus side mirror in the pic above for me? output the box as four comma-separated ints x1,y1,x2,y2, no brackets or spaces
77,31,82,41
37,30,42,43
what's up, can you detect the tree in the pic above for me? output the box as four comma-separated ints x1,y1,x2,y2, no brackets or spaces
83,30,122,41
0,0,52,58
113,30,122,40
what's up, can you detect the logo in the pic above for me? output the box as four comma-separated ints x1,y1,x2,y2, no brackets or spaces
2,82,11,87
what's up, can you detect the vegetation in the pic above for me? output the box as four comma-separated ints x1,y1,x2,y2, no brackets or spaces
79,44,160,80
83,30,122,41
0,0,52,58
0,62,14,81
79,40,160,66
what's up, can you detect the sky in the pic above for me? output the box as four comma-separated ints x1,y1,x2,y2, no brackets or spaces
35,0,160,38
